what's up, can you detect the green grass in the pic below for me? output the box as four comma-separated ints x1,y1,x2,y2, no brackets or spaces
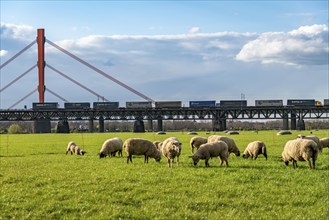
1,130,329,219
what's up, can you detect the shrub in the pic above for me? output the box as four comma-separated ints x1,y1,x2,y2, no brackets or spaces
8,124,23,134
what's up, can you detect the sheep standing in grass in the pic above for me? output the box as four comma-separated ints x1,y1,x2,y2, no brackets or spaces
123,138,161,163
243,141,267,160
282,139,319,169
320,137,329,149
208,135,240,156
162,137,182,168
66,141,86,156
189,141,229,167
297,135,323,152
190,136,208,153
99,137,123,158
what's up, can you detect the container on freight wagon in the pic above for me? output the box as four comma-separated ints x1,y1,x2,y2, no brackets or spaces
32,102,58,110
93,102,119,110
126,101,152,108
255,100,283,107
189,100,216,108
155,101,182,108
64,102,90,109
287,99,315,106
219,100,247,108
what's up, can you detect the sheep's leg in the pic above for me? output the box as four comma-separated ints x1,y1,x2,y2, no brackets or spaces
307,159,313,169
205,159,209,167
167,159,171,168
177,156,179,166
219,156,223,166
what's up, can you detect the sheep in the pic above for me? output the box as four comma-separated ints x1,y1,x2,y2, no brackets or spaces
123,138,161,163
153,141,163,151
207,135,240,156
99,137,123,158
282,139,319,169
66,141,86,156
243,141,267,160
189,141,229,167
161,137,182,168
320,137,329,149
190,136,208,153
297,135,323,152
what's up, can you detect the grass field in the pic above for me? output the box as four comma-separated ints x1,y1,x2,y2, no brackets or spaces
1,130,329,219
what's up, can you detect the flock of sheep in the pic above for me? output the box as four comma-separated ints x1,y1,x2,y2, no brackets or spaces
66,134,329,169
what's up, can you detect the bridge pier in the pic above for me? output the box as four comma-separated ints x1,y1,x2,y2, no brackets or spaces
157,119,163,131
56,119,69,133
133,119,145,132
33,119,51,133
89,119,94,132
291,113,296,130
297,116,305,130
212,118,226,131
282,114,289,130
147,119,153,132
99,116,104,132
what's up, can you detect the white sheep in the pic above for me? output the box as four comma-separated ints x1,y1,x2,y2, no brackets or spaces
189,141,229,167
161,137,182,168
123,138,161,163
190,136,208,153
320,137,329,149
66,141,86,156
297,135,323,152
99,137,123,158
243,141,267,160
207,135,240,156
282,139,319,169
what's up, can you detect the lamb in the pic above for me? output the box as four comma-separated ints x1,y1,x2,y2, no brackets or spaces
282,139,319,169
190,136,208,153
66,141,86,156
207,135,240,156
243,141,267,160
189,141,229,167
161,137,182,168
320,137,329,149
99,137,123,158
297,135,323,152
123,138,161,163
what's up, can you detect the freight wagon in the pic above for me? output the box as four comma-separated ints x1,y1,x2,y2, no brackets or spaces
93,102,119,110
189,100,216,108
324,99,329,106
64,102,90,109
255,100,283,107
219,100,247,108
32,102,58,110
126,101,152,108
155,101,182,108
287,99,315,106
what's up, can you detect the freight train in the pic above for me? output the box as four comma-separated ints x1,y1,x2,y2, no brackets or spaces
32,99,329,110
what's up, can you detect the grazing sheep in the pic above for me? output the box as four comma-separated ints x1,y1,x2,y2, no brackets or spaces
282,139,319,169
320,137,329,149
99,137,123,158
162,137,182,168
123,138,161,163
153,141,163,151
189,141,229,167
190,136,208,153
243,141,267,160
66,141,86,156
297,135,323,152
208,135,240,156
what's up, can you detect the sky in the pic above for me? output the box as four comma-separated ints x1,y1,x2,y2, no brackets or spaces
0,0,328,109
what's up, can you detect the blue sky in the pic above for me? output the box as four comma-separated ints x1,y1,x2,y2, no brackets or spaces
1,1,328,108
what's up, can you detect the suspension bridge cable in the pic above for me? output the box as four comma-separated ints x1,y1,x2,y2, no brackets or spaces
8,88,37,109
46,64,109,102
46,88,69,102
0,40,36,70
0,64,37,93
46,39,154,102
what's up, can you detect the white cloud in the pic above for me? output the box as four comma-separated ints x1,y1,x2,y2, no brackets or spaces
0,50,8,57
189,27,201,34
236,24,329,65
0,23,35,41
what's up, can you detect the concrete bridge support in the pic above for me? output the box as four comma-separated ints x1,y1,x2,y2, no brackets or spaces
212,118,226,131
282,114,289,130
134,120,145,132
147,119,153,132
291,113,296,130
157,119,163,131
297,118,305,130
99,116,104,132
89,119,94,132
56,119,69,133
33,119,51,133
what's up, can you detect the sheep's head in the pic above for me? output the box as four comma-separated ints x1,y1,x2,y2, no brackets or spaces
80,150,86,155
189,155,200,166
242,153,249,159
99,152,106,158
234,149,241,157
154,150,162,162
